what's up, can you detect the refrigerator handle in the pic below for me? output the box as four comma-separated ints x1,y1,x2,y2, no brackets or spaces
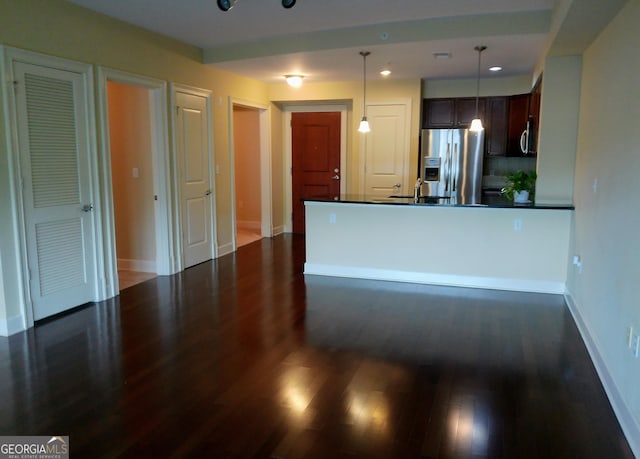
451,142,458,192
444,142,450,192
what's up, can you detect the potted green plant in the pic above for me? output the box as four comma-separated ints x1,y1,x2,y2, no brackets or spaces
502,170,537,203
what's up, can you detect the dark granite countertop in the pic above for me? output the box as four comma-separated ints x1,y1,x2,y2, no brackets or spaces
304,194,574,210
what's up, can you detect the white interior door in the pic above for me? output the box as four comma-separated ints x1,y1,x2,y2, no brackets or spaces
362,102,411,197
175,91,213,268
13,61,97,320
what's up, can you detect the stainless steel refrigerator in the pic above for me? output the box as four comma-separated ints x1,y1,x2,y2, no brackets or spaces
420,128,484,204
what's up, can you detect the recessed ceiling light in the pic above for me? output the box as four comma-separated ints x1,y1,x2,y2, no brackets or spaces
380,69,391,76
489,66,503,72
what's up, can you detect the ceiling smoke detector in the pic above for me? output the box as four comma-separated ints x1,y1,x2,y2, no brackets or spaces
433,52,451,60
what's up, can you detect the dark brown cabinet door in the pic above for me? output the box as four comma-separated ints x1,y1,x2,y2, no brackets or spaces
455,98,484,127
507,94,530,156
485,97,508,156
423,99,455,128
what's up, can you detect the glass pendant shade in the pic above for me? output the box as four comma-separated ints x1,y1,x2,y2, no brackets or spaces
358,117,371,133
469,118,484,132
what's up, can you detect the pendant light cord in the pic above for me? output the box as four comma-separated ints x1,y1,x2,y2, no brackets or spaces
360,51,370,116
474,46,486,117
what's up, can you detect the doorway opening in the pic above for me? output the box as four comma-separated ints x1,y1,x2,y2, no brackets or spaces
106,81,158,289
233,105,262,247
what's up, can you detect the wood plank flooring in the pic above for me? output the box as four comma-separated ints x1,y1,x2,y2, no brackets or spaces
0,234,633,458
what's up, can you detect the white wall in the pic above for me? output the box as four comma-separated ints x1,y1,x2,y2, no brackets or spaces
567,0,640,453
305,202,571,294
422,75,533,98
535,55,582,204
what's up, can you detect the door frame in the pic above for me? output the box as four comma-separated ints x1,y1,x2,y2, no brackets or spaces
359,98,412,195
1,46,102,331
96,68,175,297
170,83,217,269
229,97,272,253
284,104,348,233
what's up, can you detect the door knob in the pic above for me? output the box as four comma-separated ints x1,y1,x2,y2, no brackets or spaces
81,204,93,212
331,175,340,180
204,190,212,196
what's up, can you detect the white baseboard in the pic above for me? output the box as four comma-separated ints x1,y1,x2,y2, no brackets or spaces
117,258,156,273
272,225,285,236
303,263,566,294
0,314,25,337
564,293,640,458
218,242,234,257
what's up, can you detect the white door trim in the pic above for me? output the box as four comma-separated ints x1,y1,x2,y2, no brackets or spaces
283,104,348,233
1,46,101,331
96,67,175,297
229,97,273,251
169,83,217,270
358,98,412,195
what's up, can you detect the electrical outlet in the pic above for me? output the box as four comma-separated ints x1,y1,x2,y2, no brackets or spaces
514,218,522,231
573,255,583,274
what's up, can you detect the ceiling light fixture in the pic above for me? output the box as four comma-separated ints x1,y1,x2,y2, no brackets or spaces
470,45,486,133
285,75,304,87
217,0,296,11
358,51,371,133
489,66,503,72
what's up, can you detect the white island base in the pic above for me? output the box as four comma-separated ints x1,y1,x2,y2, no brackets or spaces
304,201,572,294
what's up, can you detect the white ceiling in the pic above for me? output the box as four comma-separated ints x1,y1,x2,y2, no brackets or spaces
64,0,618,84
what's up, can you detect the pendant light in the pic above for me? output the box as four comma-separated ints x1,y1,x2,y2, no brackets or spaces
470,45,486,132
358,51,371,133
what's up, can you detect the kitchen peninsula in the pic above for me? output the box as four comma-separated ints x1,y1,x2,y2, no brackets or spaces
303,196,574,294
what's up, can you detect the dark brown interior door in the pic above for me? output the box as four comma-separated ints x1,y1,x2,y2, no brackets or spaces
292,112,341,233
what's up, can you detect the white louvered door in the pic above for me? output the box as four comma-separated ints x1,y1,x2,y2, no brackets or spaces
14,62,97,320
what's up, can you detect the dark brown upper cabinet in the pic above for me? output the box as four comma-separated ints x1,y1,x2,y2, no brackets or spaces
422,98,485,129
484,97,508,157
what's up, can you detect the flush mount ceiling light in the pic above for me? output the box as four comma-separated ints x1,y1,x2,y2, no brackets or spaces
470,45,486,133
217,0,296,11
489,66,503,72
358,51,371,133
285,75,304,87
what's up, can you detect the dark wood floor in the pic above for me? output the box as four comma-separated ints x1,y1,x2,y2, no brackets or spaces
0,234,633,458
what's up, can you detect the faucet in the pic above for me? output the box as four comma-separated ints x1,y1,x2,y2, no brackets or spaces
414,178,422,202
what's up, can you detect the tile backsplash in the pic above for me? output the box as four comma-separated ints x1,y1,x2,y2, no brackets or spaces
484,156,537,177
